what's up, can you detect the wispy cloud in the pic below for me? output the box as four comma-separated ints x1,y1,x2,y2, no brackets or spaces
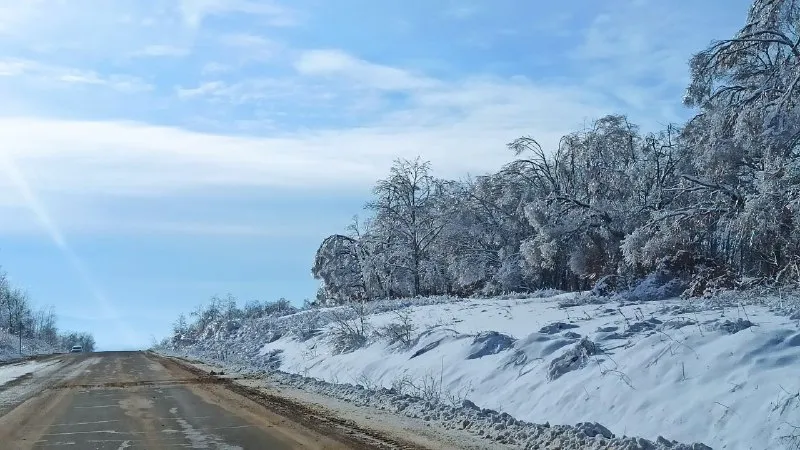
219,33,280,50
445,4,480,20
201,62,233,75
0,213,326,238
178,0,299,28
216,33,284,64
131,44,191,58
294,49,439,91
0,58,152,92
127,221,313,237
571,0,749,121
176,78,330,106
176,81,227,99
0,71,609,198
0,2,188,58
0,59,27,76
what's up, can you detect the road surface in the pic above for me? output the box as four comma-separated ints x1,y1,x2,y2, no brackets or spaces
0,352,420,449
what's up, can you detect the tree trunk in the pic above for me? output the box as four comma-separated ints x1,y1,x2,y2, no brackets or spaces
413,245,420,297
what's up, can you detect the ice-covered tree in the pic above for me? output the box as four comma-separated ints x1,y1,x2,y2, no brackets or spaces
675,0,800,278
366,158,450,297
508,115,658,286
440,172,537,294
312,234,366,303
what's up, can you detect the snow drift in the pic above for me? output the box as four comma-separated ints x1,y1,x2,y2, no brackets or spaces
159,291,800,449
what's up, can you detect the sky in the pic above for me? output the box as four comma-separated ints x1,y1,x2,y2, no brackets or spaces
0,0,753,350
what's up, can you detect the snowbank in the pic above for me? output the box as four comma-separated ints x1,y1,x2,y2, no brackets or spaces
0,359,61,385
161,291,800,449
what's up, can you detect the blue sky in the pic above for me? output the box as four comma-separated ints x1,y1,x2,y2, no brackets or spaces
0,0,752,349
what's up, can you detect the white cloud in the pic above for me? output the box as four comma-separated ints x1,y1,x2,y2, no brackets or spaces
0,77,606,203
201,62,233,75
0,59,28,76
219,33,279,50
0,117,371,196
445,4,480,19
176,78,326,105
294,49,439,91
0,58,152,92
216,33,284,64
0,1,190,57
0,211,324,237
0,70,611,235
132,44,191,57
575,10,687,84
0,1,51,35
176,81,227,99
0,1,293,60
178,0,298,28
128,221,311,236
571,0,749,121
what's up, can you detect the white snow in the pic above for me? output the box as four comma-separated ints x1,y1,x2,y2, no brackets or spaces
0,327,67,363
0,359,61,385
163,291,800,449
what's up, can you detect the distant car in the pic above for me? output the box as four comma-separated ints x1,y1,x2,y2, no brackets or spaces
70,345,83,353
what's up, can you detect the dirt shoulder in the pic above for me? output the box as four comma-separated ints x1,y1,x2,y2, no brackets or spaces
157,352,511,450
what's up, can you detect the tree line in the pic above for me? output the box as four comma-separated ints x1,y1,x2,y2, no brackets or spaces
312,0,800,304
0,269,95,352
169,294,297,344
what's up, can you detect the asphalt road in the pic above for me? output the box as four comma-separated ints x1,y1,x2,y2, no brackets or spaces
0,352,405,450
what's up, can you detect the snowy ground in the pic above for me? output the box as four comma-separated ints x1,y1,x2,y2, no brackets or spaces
161,291,800,449
0,355,100,417
0,359,62,386
0,329,62,363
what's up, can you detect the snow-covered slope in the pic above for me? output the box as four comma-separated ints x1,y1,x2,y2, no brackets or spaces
0,330,63,363
161,291,800,449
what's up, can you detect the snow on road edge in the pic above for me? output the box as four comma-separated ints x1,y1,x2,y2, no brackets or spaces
158,349,711,450
0,359,61,386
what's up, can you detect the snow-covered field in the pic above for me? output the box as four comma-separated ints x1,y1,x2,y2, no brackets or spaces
161,291,800,449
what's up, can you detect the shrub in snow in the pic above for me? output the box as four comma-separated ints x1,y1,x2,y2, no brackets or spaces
715,318,754,334
574,422,614,439
466,332,516,359
684,264,739,299
623,319,660,337
290,310,323,341
377,309,416,348
590,275,623,297
651,251,738,299
547,338,600,381
410,341,442,359
539,322,580,334
625,271,686,302
257,349,283,370
330,326,369,354
329,302,371,354
409,328,470,359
